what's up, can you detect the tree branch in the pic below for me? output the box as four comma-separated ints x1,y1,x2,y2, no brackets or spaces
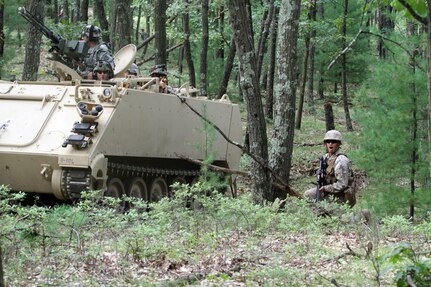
327,29,362,70
136,15,179,51
361,31,427,73
329,29,427,73
175,95,301,198
396,0,427,26
327,0,369,70
136,43,184,66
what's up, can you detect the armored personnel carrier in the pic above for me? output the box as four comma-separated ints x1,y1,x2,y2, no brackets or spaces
0,47,242,202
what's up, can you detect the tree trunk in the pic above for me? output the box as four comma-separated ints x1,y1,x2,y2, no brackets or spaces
0,242,4,287
73,0,80,23
324,102,335,131
23,0,45,81
316,0,324,100
60,0,69,23
183,1,196,88
269,0,301,198
135,5,142,43
140,16,151,59
428,0,431,179
265,7,279,119
306,0,317,113
110,1,118,51
407,21,418,221
256,0,275,82
177,46,184,75
80,0,89,22
93,0,110,43
154,0,167,65
295,35,309,130
53,0,59,23
317,70,324,99
216,6,225,59
217,37,236,98
341,0,353,131
376,6,394,59
0,3,4,79
199,0,209,97
113,0,132,52
228,0,271,204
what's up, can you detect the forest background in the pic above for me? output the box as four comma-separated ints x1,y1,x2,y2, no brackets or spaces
0,0,431,286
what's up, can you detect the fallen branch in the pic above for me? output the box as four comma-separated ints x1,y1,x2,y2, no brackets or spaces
323,242,362,263
175,95,301,198
175,154,250,176
295,142,321,147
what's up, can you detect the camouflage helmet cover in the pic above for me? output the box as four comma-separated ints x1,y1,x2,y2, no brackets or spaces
149,64,167,77
94,61,112,72
93,60,113,78
82,25,102,41
323,130,342,143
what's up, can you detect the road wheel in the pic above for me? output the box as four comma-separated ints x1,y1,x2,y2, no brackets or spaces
125,177,148,201
104,178,125,198
149,177,168,202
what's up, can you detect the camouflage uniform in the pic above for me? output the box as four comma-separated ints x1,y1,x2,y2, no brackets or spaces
78,25,115,78
80,43,114,78
305,149,355,206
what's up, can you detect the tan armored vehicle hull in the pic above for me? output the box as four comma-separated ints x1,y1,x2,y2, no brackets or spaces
0,78,242,201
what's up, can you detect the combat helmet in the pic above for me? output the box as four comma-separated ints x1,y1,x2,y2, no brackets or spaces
323,130,342,143
82,25,102,42
127,63,139,76
93,60,113,79
149,64,167,77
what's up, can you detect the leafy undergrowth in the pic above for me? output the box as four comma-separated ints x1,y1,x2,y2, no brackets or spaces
1,184,430,286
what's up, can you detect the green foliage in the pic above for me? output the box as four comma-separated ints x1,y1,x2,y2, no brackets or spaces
351,59,430,218
379,243,431,287
391,0,428,19
2,179,431,285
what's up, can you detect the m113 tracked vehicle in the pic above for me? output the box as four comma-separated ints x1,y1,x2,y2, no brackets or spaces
0,52,242,202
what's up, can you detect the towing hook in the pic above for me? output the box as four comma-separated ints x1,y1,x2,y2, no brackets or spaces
41,164,53,180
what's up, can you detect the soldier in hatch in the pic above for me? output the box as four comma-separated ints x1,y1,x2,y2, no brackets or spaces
304,130,356,207
93,61,114,81
124,63,139,77
78,25,115,79
149,64,174,94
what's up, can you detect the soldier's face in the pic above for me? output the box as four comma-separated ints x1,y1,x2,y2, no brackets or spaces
96,70,109,80
324,140,340,155
159,76,167,86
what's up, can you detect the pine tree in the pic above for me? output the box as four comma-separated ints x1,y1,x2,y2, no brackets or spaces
352,61,430,217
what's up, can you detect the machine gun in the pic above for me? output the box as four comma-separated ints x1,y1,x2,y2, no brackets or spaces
316,156,326,202
18,7,88,68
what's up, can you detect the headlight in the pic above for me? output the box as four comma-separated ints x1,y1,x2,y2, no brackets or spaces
103,88,111,98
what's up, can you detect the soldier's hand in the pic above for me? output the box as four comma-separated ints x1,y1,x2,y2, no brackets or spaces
319,186,325,193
